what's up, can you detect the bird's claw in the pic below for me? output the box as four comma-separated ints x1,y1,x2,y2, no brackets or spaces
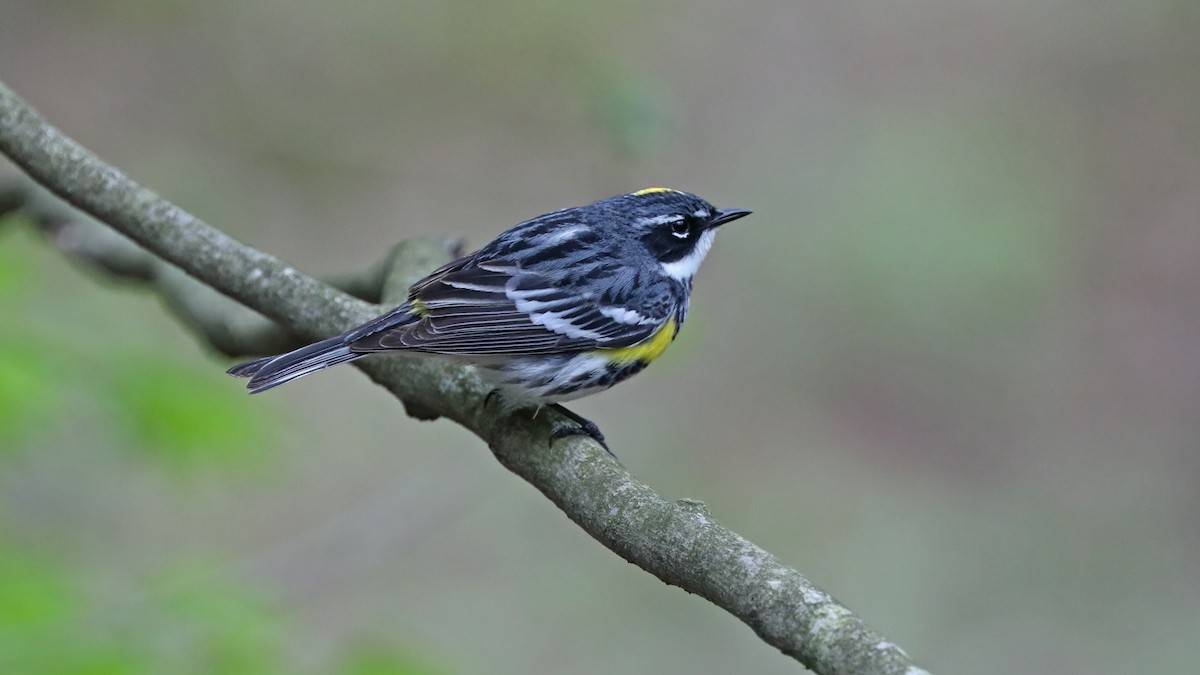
549,421,614,458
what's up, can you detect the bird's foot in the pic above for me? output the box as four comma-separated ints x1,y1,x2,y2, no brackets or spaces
548,404,614,458
484,388,503,408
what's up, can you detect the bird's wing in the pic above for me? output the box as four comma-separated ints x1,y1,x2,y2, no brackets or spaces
348,261,671,355
338,255,475,345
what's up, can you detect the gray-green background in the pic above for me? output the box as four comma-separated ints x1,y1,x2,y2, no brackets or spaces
2,1,1198,673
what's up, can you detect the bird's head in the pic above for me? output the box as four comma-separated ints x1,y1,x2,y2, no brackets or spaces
609,188,751,281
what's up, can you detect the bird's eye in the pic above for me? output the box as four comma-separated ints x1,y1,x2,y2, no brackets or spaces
670,219,690,239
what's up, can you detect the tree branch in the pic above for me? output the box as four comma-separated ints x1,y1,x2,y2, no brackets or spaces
6,179,462,357
0,80,928,675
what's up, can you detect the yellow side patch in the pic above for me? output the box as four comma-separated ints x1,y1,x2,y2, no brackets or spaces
410,299,429,316
632,187,681,196
598,318,678,365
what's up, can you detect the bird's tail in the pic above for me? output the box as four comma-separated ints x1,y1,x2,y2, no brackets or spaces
227,336,364,394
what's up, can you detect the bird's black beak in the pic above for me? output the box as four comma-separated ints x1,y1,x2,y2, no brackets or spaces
709,208,752,227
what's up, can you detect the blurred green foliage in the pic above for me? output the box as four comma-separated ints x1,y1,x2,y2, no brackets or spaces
0,221,451,673
108,357,275,473
0,222,33,295
0,335,59,449
0,542,447,674
0,221,60,447
0,220,274,470
154,570,288,674
0,541,271,674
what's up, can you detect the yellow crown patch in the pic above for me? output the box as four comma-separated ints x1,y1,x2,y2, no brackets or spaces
631,187,682,196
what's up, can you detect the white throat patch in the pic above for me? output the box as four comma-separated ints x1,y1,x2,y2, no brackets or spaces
660,229,717,281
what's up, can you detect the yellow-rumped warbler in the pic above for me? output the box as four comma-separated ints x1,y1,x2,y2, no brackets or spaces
228,188,750,448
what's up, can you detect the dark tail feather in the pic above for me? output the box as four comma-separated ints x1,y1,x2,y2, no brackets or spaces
227,336,365,394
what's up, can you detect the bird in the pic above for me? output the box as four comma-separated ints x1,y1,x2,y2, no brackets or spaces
228,188,751,450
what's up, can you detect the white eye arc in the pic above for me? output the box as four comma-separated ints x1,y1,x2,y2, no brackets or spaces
670,219,690,239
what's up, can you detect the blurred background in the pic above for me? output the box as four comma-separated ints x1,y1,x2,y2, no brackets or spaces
2,1,1199,673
